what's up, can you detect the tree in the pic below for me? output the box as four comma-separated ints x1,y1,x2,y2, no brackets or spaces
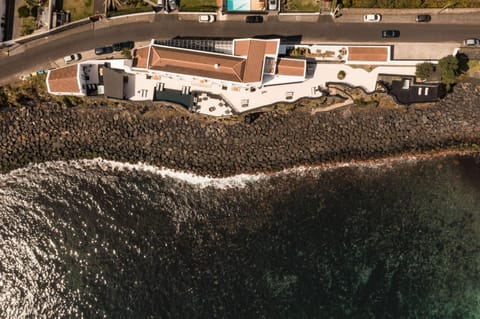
18,5,30,18
415,62,434,80
104,0,122,15
438,55,459,91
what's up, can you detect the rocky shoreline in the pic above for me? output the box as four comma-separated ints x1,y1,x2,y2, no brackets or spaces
1,82,480,177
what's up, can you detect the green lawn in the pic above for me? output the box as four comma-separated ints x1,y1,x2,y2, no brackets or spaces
179,0,217,12
63,0,94,21
285,0,320,12
108,3,153,17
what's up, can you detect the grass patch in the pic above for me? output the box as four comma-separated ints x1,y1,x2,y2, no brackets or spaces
179,0,217,11
285,0,320,12
20,16,35,35
354,98,377,107
63,0,94,21
108,3,153,17
466,60,480,78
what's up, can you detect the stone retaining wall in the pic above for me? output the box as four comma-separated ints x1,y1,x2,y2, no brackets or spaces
1,82,480,176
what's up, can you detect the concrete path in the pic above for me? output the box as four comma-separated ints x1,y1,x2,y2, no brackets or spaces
310,99,354,114
335,8,480,24
94,0,104,15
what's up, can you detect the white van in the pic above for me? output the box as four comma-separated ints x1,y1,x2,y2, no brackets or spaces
198,15,215,23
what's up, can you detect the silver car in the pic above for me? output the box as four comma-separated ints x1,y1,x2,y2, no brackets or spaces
268,0,277,10
63,53,82,64
168,0,177,11
464,38,480,46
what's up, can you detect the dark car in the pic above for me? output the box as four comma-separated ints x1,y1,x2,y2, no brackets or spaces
95,46,114,55
381,30,400,38
416,14,431,22
113,41,134,51
246,15,263,23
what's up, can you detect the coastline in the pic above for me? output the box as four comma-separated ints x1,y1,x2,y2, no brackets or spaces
4,148,479,186
1,82,480,177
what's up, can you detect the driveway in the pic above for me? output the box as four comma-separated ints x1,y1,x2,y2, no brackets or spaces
94,0,104,15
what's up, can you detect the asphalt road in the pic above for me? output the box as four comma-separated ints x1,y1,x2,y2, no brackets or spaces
0,14,478,84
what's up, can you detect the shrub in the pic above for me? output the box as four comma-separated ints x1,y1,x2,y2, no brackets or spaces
438,55,459,91
31,6,39,18
18,5,30,18
121,48,132,59
20,17,35,35
415,62,435,80
337,70,346,80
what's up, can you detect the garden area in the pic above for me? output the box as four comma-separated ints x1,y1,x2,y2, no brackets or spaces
62,0,94,21
284,0,321,12
107,1,153,17
17,0,48,36
339,0,480,8
179,0,217,12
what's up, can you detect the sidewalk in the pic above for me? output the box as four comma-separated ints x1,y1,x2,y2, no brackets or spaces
11,0,24,39
335,8,480,24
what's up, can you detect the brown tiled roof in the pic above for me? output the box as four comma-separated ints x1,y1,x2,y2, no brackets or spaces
133,46,150,69
348,47,389,62
234,40,250,56
276,58,306,77
148,46,246,83
265,40,279,55
47,64,80,93
233,39,280,82
234,39,279,56
243,40,267,82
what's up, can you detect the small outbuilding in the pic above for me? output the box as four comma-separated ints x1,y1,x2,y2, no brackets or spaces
390,76,444,104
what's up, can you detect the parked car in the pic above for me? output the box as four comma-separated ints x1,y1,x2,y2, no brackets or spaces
63,53,82,64
381,30,400,38
245,15,263,23
167,0,177,11
464,38,480,46
416,14,431,22
363,14,381,22
95,46,114,55
268,0,277,10
198,15,215,23
113,41,134,51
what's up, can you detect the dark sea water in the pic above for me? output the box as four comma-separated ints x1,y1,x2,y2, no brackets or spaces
1,155,480,318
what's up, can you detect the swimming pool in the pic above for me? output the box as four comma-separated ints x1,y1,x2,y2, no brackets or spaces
227,0,250,11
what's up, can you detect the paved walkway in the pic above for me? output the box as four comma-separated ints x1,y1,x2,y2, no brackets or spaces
94,0,104,15
11,0,24,39
335,8,480,24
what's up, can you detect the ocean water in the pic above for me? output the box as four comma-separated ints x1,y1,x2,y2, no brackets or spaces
1,155,480,318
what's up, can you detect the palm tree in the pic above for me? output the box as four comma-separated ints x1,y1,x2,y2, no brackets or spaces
104,0,122,15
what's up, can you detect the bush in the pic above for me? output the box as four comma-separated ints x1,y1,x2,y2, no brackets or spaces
415,62,434,80
121,48,132,59
438,55,459,91
20,17,35,35
18,5,30,18
31,6,39,18
337,70,346,80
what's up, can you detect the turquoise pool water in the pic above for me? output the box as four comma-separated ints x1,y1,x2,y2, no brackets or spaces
227,0,250,11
